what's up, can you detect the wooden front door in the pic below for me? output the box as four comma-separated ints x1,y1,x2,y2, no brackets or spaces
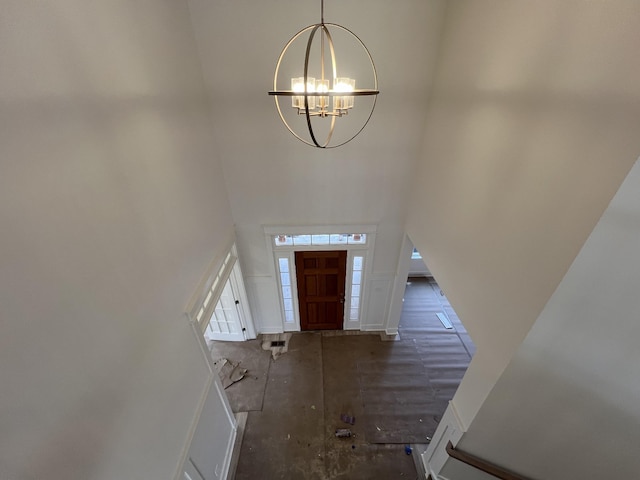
295,250,347,331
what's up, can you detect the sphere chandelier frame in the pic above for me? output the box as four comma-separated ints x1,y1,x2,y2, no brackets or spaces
268,0,379,149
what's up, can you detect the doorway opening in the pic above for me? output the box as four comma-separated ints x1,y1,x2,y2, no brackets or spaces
203,264,247,343
266,226,375,332
188,242,255,346
402,244,475,358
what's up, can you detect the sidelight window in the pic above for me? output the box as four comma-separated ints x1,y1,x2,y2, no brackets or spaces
277,257,295,324
350,256,364,321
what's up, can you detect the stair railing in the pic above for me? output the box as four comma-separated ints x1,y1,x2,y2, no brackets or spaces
427,441,533,480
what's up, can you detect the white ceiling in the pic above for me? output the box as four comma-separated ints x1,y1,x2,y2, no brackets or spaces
187,0,446,236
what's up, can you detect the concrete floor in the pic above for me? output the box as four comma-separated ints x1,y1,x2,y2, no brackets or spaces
211,277,473,480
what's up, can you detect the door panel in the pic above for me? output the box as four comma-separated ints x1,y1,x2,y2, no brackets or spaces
295,250,347,330
204,276,245,342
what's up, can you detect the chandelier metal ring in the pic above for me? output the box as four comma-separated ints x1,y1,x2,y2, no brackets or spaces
269,20,379,148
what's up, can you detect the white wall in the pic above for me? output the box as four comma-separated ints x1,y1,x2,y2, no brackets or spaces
187,0,447,333
448,159,640,478
407,0,640,429
0,2,235,479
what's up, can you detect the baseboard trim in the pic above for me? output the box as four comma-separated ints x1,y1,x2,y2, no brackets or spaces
361,325,385,331
258,327,285,334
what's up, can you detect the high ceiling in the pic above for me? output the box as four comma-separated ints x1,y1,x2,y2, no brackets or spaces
187,0,446,235
4,2,640,479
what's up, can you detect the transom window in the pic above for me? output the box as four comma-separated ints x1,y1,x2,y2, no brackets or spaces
274,233,367,247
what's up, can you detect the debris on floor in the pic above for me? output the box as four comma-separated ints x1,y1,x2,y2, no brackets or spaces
340,413,356,425
335,429,352,438
213,358,248,389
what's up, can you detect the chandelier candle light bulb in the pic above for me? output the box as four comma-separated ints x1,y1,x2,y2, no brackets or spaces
292,77,316,109
333,77,355,111
316,79,330,112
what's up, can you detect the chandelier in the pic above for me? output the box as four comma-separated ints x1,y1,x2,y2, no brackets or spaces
268,0,379,148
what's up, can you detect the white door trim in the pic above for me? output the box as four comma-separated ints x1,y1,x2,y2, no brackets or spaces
264,225,376,332
385,233,415,335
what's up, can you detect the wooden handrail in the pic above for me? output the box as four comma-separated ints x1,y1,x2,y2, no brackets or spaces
445,441,532,480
